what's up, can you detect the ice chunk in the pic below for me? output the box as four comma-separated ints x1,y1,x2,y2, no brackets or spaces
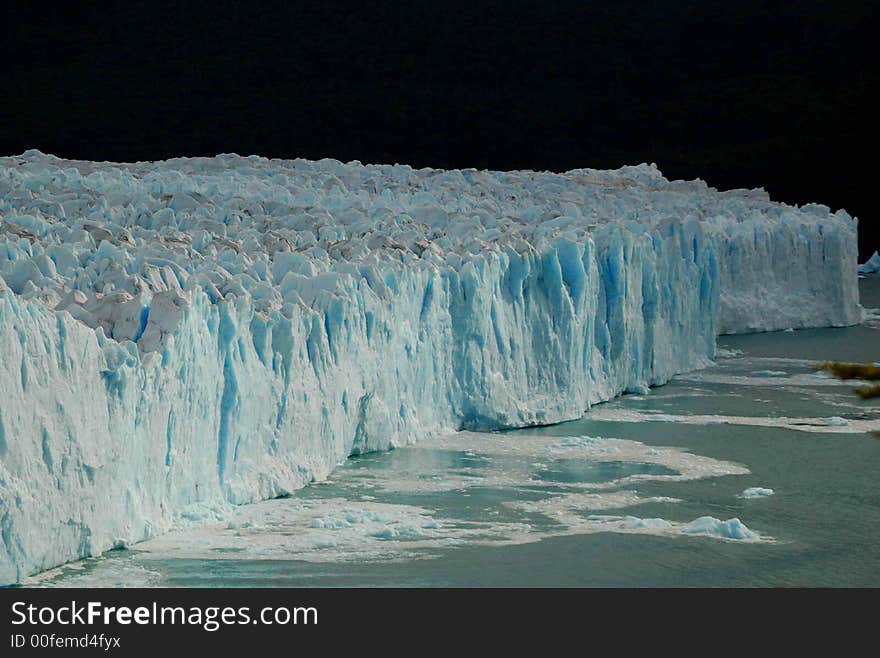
738,487,775,499
682,516,757,540
587,515,674,530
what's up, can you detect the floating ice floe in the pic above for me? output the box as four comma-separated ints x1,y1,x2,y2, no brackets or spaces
738,487,775,499
586,515,760,541
26,431,768,585
681,516,757,540
587,409,878,434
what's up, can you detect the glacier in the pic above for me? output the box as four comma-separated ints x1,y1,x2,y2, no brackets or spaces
0,150,859,584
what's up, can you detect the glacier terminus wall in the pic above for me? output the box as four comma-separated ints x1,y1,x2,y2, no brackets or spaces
0,151,860,583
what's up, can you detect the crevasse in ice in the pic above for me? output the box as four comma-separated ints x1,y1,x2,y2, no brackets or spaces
0,151,859,583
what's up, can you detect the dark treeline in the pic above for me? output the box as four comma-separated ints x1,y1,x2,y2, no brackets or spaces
3,1,876,257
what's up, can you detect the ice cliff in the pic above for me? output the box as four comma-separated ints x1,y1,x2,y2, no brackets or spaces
0,151,859,583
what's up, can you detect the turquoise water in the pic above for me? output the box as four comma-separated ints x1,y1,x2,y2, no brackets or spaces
31,281,880,587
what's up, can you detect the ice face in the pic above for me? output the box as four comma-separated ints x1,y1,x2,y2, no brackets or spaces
0,151,859,583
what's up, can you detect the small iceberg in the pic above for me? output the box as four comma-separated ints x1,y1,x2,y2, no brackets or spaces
557,436,606,448
738,487,775,499
682,516,757,540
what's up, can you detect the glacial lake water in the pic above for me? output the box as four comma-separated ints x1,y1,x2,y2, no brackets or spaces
29,280,880,587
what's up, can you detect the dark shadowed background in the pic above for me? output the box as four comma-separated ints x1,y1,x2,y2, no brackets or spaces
3,1,876,257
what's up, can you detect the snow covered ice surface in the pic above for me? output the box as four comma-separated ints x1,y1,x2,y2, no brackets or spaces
0,150,859,584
